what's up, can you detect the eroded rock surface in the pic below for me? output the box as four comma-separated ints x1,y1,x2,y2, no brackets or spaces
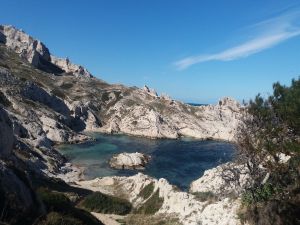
77,173,241,225
190,162,251,196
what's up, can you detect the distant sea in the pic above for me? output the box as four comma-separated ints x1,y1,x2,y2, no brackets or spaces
187,103,208,106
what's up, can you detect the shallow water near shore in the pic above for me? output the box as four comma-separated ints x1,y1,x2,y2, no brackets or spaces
58,133,235,191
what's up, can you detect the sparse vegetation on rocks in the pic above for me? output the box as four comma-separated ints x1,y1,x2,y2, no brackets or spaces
79,192,132,215
136,189,164,215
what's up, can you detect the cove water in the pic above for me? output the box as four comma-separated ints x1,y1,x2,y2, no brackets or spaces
58,133,235,191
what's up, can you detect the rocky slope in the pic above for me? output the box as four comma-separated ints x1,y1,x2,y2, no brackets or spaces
77,173,241,225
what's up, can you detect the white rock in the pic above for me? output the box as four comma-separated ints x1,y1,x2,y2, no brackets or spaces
51,56,92,78
0,25,92,77
109,152,151,170
190,162,251,196
76,173,241,225
1,25,50,67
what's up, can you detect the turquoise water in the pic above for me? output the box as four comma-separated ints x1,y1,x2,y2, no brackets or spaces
58,133,235,191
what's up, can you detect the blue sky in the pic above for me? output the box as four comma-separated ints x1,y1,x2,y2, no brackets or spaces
1,0,300,103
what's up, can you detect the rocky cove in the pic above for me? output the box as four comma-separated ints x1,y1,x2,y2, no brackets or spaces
0,25,246,225
58,133,235,191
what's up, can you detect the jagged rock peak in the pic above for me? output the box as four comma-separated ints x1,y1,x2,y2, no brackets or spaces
142,85,158,97
0,25,93,78
0,25,51,66
218,97,240,109
51,56,92,78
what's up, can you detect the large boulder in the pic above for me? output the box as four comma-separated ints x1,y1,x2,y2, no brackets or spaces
109,152,151,170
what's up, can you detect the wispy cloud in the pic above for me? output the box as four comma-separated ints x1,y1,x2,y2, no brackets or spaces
175,9,300,70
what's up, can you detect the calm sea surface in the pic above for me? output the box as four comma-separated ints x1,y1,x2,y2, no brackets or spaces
58,133,235,191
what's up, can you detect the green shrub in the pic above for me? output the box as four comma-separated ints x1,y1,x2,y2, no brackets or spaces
79,192,132,215
138,182,155,199
36,212,83,225
37,188,71,211
241,183,280,205
36,188,103,225
136,190,163,215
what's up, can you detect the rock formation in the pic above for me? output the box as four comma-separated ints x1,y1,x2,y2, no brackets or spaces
109,152,151,170
77,173,241,225
0,25,92,77
143,85,158,97
190,162,251,196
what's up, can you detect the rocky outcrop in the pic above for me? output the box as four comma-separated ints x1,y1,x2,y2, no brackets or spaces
51,56,93,78
190,162,251,196
0,25,92,77
100,93,243,141
143,85,158,97
0,25,51,67
77,173,241,225
109,152,151,170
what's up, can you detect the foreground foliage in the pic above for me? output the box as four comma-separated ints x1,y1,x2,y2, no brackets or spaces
236,78,300,225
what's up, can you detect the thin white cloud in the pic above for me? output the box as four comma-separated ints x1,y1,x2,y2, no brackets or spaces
175,9,300,70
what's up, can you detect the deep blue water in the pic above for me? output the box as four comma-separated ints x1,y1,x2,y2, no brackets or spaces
187,103,208,106
58,133,235,191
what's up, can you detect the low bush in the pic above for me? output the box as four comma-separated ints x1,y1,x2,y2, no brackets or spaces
37,188,71,211
238,200,300,225
79,192,132,215
138,182,155,199
241,183,280,205
135,190,163,215
35,188,103,225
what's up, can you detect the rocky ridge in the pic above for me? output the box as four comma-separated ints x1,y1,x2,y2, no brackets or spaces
0,25,243,142
0,25,92,77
